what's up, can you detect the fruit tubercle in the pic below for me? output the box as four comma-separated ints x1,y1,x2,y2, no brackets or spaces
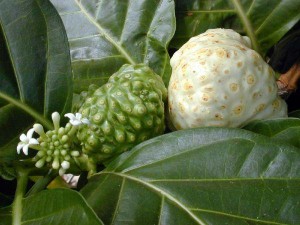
17,112,95,176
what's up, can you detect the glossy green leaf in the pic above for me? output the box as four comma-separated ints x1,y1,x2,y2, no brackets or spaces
289,110,300,118
244,118,300,148
172,0,300,56
0,0,72,166
50,0,176,91
81,127,300,225
243,118,300,137
0,189,104,225
0,206,11,225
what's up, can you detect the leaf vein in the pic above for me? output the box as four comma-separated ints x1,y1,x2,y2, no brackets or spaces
74,0,136,65
110,177,126,225
101,172,207,225
255,1,283,35
190,208,287,225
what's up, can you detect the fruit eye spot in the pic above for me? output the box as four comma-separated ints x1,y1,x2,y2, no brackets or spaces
199,75,206,81
214,113,223,120
256,104,266,112
272,100,280,109
233,105,244,115
97,99,105,105
201,94,210,102
252,92,262,99
224,69,229,74
106,83,112,88
216,48,226,58
237,61,243,67
247,75,255,85
184,83,193,90
93,113,103,123
230,83,238,92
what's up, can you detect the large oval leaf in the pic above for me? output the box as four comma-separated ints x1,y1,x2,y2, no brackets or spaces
81,128,300,225
0,189,104,225
50,0,176,91
289,110,300,118
244,118,300,148
0,0,72,166
172,0,300,56
243,118,300,137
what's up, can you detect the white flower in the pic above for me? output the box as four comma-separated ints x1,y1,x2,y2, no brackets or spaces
17,128,39,155
65,113,90,126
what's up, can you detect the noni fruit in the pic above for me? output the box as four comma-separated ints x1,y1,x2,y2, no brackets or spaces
76,64,167,163
168,28,287,129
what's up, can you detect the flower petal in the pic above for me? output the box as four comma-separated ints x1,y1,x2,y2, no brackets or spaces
33,124,45,136
20,133,27,142
64,113,75,120
17,143,25,154
23,144,29,155
27,128,35,139
81,118,90,125
70,120,82,126
29,138,39,145
75,113,82,120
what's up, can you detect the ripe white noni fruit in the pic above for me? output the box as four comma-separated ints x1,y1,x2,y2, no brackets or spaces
168,28,287,129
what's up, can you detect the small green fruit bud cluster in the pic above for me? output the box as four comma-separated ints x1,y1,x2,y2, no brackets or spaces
33,122,80,175
17,112,90,175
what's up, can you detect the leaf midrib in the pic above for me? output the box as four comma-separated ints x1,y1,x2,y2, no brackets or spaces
147,177,299,182
0,91,53,129
101,172,291,225
101,172,207,225
35,0,49,118
230,0,260,53
74,0,136,65
255,1,282,35
0,14,25,102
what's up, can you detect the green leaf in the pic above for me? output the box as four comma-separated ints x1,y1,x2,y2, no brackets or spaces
244,118,300,148
0,189,104,225
50,0,176,91
81,127,300,225
0,206,11,225
172,0,300,56
0,0,72,165
243,118,300,137
0,161,16,180
289,110,300,118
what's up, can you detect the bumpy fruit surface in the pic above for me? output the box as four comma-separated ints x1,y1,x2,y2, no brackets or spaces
77,64,167,163
168,28,287,129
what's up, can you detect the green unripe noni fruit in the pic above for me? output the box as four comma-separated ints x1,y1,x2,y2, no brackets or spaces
77,64,167,163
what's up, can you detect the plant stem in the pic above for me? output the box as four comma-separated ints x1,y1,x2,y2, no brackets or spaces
12,170,28,225
26,170,57,197
277,63,300,99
